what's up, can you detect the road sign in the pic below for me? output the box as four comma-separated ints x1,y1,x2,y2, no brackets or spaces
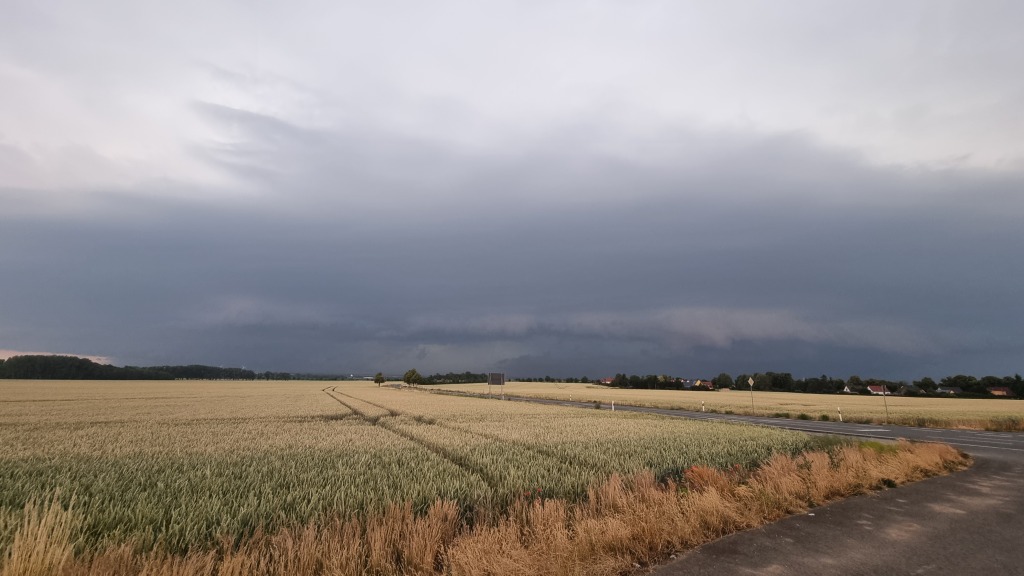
748,377,754,388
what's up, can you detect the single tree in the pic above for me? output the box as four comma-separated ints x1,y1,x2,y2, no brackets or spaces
713,372,734,389
374,372,385,386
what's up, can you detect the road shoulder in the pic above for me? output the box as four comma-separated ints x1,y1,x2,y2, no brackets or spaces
650,456,1023,576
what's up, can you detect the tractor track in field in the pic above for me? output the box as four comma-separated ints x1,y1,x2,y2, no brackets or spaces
333,388,579,462
323,387,606,498
326,387,555,456
331,386,598,468
321,387,394,422
321,387,500,494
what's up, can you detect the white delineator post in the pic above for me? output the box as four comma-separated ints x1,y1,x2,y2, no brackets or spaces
611,401,615,412
838,407,843,422
701,400,705,412
882,386,890,424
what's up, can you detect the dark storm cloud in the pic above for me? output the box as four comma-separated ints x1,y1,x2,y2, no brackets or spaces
3,107,1022,379
3,1,1023,379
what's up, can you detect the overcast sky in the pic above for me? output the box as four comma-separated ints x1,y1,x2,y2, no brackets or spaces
2,1,1022,380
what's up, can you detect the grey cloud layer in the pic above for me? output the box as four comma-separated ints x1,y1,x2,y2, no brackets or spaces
2,1,1022,379
3,107,1022,378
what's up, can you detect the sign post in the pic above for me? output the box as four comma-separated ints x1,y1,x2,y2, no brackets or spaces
488,372,506,400
748,376,755,414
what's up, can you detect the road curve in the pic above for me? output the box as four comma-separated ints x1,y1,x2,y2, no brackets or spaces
482,394,1024,575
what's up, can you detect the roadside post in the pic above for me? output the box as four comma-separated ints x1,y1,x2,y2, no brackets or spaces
748,377,755,414
837,407,843,422
487,372,505,401
882,386,890,424
701,400,705,412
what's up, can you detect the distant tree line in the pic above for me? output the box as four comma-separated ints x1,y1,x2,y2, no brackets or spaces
482,370,1021,398
145,364,257,380
516,376,592,383
595,370,1022,398
0,355,172,380
726,371,1023,398
423,371,487,384
257,372,295,380
395,371,489,385
412,372,595,385
604,374,713,391
4,356,1020,398
0,355,256,380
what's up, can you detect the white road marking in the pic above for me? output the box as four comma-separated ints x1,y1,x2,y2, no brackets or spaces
937,441,1024,452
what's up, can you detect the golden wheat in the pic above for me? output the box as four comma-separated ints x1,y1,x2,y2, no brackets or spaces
432,381,1024,430
0,379,969,575
0,385,966,573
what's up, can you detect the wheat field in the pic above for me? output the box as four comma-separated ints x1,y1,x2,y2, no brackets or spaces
432,381,1024,430
0,379,814,555
0,379,971,575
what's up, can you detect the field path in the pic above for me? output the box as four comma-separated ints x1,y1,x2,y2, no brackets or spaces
460,393,1024,575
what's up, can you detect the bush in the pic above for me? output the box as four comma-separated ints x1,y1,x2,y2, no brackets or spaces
860,440,900,455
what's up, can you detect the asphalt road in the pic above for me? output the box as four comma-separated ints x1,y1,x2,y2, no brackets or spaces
509,395,1024,458
494,395,1024,575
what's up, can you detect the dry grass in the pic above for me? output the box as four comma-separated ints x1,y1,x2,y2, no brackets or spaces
448,441,967,576
0,495,78,576
434,382,1024,431
2,441,968,576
